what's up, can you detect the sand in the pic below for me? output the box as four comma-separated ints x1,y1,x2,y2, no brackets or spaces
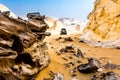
36,34,120,80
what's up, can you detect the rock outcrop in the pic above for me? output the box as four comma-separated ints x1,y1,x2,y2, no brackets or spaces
0,11,50,80
80,0,120,48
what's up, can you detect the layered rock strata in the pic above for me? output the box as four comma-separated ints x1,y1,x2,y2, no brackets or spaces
0,12,50,80
80,0,120,48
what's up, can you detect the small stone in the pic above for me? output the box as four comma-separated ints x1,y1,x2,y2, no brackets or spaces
56,51,62,55
69,56,73,59
59,44,75,53
77,60,81,63
69,62,75,66
51,47,54,49
56,37,62,41
79,40,84,42
77,48,84,58
62,57,68,61
91,72,120,80
104,61,117,69
53,73,64,80
71,74,77,77
64,62,75,69
64,37,73,41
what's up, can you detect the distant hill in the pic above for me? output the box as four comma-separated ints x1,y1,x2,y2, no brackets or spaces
45,17,86,35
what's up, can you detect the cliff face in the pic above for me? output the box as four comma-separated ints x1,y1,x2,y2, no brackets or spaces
80,0,120,48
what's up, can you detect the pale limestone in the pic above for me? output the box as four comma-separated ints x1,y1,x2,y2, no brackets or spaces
81,0,120,48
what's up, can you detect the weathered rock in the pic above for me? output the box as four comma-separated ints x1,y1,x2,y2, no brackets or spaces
64,37,73,41
60,44,75,53
3,11,10,16
56,37,62,41
27,12,45,20
56,37,73,42
77,58,101,73
80,0,120,48
64,62,75,69
44,71,64,80
53,73,64,80
91,72,120,80
77,48,84,58
104,61,118,69
0,11,50,80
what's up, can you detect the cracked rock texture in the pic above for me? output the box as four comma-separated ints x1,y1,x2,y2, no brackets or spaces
80,0,120,48
0,11,50,80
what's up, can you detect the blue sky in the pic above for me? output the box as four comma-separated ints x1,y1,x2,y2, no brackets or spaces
0,0,94,20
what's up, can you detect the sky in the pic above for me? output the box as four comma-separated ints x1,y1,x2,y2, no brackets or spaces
0,0,95,20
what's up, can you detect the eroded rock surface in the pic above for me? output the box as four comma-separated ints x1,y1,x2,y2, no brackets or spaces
91,72,120,80
80,0,120,48
59,44,75,53
77,58,101,73
44,71,64,80
0,12,50,80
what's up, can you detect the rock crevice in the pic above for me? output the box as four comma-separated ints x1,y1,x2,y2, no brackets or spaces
0,12,50,80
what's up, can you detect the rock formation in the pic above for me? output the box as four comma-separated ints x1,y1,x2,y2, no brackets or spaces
80,0,120,48
0,11,50,80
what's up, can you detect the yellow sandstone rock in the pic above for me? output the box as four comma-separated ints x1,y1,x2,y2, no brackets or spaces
81,0,120,48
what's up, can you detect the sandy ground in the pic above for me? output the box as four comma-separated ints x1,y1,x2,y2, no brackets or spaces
36,34,120,80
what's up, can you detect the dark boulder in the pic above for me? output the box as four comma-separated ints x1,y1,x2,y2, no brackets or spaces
64,37,73,41
91,72,120,80
60,44,75,53
27,12,45,20
77,58,101,73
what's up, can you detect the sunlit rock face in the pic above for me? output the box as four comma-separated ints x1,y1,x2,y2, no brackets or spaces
45,17,86,35
0,9,50,80
80,0,120,48
0,4,17,18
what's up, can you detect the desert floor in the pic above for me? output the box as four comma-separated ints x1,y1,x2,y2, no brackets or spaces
36,34,120,80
